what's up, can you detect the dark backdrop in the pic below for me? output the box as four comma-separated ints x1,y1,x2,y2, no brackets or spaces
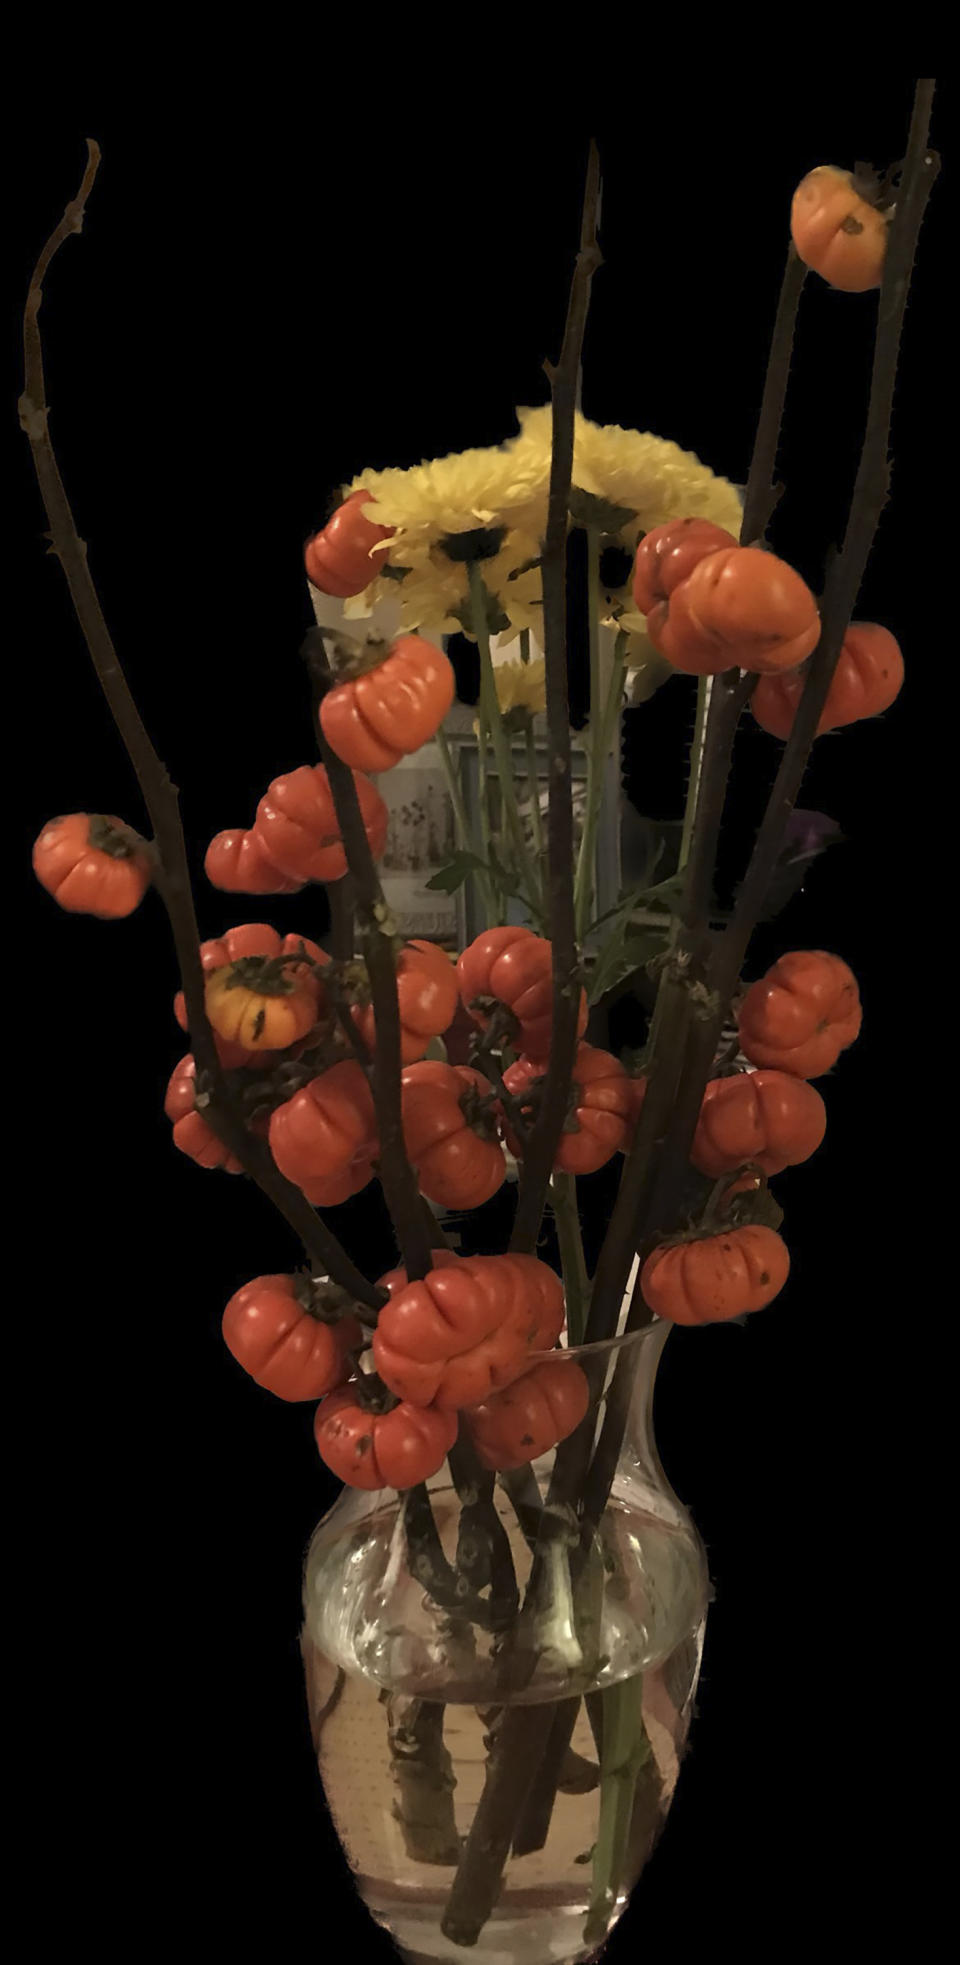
11,83,946,1960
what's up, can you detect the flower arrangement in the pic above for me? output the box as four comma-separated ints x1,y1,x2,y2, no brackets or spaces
22,95,938,1965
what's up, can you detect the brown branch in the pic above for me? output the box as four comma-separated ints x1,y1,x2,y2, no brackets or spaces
582,75,940,1529
579,164,839,1355
674,246,808,959
739,246,808,547
440,144,604,1948
512,90,941,1895
328,875,356,961
20,142,383,1312
717,81,939,999
510,140,603,1255
305,634,433,1282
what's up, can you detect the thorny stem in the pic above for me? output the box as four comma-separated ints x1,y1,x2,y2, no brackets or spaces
572,184,824,1355
677,676,712,875
467,1005,530,1141
448,1433,519,1620
442,144,604,1946
573,525,603,940
20,141,382,1312
306,636,433,1285
584,75,940,1524
679,670,754,950
444,93,939,1941
576,625,629,946
509,142,603,1259
577,958,694,1354
719,82,940,997
400,1480,511,1635
328,876,356,962
549,1173,589,1344
385,1696,460,1866
739,246,808,547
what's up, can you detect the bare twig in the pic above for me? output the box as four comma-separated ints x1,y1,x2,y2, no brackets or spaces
717,82,939,997
20,142,382,1311
441,144,604,1947
304,635,433,1283
510,140,603,1256
582,74,939,1527
464,90,941,1925
328,876,356,961
579,150,855,1354
740,246,808,546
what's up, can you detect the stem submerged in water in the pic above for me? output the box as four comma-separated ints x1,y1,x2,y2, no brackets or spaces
387,1696,461,1865
584,1677,654,1947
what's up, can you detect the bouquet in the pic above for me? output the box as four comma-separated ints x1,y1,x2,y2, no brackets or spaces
23,95,937,1965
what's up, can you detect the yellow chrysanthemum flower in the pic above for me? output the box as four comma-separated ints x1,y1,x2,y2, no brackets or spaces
343,527,543,641
508,407,743,544
338,438,548,635
346,441,549,548
338,412,740,654
494,654,547,717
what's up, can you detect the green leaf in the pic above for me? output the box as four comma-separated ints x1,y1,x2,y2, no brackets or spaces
424,851,489,894
587,922,671,1005
634,872,687,913
586,874,686,1004
486,845,546,924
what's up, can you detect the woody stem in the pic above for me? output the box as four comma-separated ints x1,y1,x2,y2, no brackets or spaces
20,143,381,1311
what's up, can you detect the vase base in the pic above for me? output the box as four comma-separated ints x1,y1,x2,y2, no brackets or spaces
369,1889,616,1965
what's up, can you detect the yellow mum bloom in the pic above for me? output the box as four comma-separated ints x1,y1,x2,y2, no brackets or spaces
338,437,549,633
343,527,543,641
337,412,740,652
494,654,547,717
510,407,743,543
346,441,549,548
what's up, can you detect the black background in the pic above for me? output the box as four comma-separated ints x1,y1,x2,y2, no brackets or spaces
11,77,948,1959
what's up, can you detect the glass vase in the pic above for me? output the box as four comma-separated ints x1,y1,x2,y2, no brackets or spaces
301,1321,711,1964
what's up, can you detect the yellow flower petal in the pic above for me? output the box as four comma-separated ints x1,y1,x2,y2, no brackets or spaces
337,413,741,641
494,655,547,717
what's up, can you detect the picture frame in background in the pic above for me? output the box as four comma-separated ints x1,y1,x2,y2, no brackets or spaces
441,701,622,955
373,740,467,947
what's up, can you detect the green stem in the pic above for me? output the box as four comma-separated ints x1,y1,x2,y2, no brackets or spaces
435,721,495,923
470,560,542,918
550,1173,589,1343
524,720,545,862
435,723,472,854
584,1676,653,1947
475,700,496,929
678,675,712,874
511,1537,605,1857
